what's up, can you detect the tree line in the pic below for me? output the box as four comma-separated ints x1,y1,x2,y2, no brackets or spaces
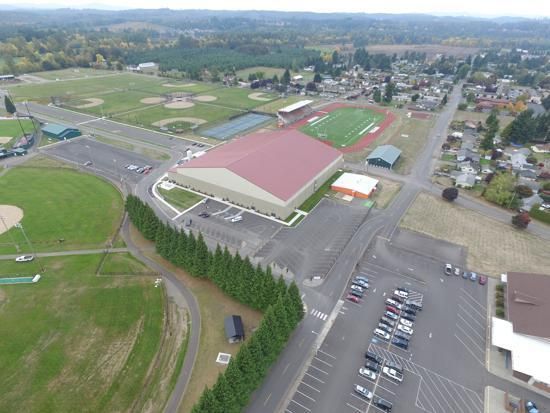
125,195,304,412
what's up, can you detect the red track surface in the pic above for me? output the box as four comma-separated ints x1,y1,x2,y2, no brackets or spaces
288,102,395,153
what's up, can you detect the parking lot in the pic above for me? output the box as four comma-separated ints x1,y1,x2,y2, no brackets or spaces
43,137,160,184
286,231,488,413
256,199,370,282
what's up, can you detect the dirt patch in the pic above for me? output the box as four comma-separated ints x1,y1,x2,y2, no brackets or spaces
248,92,273,102
400,192,550,277
0,136,12,144
411,111,431,120
0,205,24,235
151,117,207,127
162,83,196,88
193,95,217,102
74,98,104,109
164,101,195,109
140,97,166,104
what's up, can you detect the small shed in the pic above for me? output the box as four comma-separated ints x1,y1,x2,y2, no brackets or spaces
366,145,402,169
41,124,81,140
224,315,245,344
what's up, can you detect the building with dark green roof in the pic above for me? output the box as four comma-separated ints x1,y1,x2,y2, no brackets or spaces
366,145,401,169
41,124,81,140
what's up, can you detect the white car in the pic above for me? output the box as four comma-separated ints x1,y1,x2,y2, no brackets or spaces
399,318,414,328
15,255,34,262
397,324,414,335
445,263,452,275
385,298,402,309
230,216,243,223
382,366,404,382
374,328,391,341
394,289,408,299
354,384,373,400
350,284,364,293
359,367,377,381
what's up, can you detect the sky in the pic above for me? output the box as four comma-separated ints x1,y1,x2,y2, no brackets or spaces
9,0,550,18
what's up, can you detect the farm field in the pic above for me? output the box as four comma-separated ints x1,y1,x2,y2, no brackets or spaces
0,254,171,413
300,106,385,147
400,192,550,276
0,166,123,254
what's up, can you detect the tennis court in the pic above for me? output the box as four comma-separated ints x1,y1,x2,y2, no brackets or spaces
0,274,41,284
201,112,273,140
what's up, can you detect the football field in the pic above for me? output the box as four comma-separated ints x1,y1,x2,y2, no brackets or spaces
300,107,385,147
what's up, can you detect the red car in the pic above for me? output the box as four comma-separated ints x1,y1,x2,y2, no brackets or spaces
386,305,400,315
346,294,360,303
478,275,487,285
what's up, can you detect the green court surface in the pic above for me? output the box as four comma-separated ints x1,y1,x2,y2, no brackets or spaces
300,107,385,147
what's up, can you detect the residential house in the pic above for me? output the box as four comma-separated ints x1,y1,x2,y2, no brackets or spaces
455,173,476,188
517,169,538,181
521,194,543,211
458,161,478,174
510,153,527,169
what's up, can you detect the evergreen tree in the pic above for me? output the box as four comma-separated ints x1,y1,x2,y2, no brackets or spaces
194,232,210,277
313,72,322,83
209,244,223,284
373,89,381,103
246,336,267,384
186,231,197,272
273,294,292,342
281,68,291,85
4,95,16,114
441,93,448,105
211,374,238,413
175,229,188,268
286,281,304,323
224,360,249,408
196,387,222,413
235,344,257,393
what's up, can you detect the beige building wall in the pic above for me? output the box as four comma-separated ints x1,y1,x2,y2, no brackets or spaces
167,155,342,218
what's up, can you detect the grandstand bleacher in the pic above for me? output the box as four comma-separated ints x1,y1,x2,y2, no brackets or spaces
277,100,314,126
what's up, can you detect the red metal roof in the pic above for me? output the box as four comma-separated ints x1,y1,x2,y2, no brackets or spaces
179,130,341,201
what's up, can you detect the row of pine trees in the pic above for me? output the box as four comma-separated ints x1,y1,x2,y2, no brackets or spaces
125,195,304,412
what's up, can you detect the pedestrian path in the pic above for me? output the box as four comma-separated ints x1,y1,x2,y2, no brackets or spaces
310,308,329,321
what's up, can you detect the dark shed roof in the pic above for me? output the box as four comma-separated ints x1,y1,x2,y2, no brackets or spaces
224,315,244,339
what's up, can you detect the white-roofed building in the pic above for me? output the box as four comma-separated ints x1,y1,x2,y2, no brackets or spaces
330,172,378,199
277,100,314,126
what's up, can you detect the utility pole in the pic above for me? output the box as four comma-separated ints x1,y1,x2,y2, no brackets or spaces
15,222,44,272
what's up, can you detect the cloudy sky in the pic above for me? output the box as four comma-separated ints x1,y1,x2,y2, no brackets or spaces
12,0,550,17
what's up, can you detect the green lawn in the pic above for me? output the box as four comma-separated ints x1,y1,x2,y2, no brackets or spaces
100,252,153,275
0,167,123,254
298,170,344,212
29,68,116,80
441,153,456,162
203,87,278,110
158,187,203,211
0,119,36,140
300,107,385,147
255,95,313,114
0,254,165,413
65,89,154,117
236,66,286,80
530,204,550,225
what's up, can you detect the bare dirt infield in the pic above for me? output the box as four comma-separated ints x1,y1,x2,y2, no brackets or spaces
162,83,196,88
0,205,24,235
248,92,272,101
164,101,195,109
151,117,207,127
410,111,431,120
0,137,12,144
400,192,550,276
140,97,166,104
74,98,104,108
193,95,217,102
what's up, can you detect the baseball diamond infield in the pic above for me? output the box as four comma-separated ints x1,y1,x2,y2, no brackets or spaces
140,97,166,104
151,117,207,127
73,98,104,108
0,205,24,235
164,101,195,109
193,95,218,102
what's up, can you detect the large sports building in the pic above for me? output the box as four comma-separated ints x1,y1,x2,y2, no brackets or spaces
168,130,342,218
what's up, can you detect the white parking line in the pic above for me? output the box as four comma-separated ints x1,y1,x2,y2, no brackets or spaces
456,316,486,342
296,390,316,402
289,399,311,412
285,409,296,413
433,373,467,413
454,324,485,353
349,393,370,404
460,288,487,311
417,382,437,413
314,356,333,368
318,349,336,359
378,376,400,387
457,309,486,331
420,371,450,412
459,295,486,319
308,364,329,375
374,382,396,395
304,372,325,384
300,380,320,393
346,402,364,412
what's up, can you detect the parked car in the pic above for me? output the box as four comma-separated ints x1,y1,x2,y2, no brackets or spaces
374,397,393,412
378,323,393,334
355,275,369,283
385,360,403,373
198,212,210,218
374,328,391,341
396,287,410,293
384,311,399,320
364,360,381,373
15,255,34,262
380,317,396,328
445,263,453,275
346,294,360,303
385,298,402,309
469,272,478,282
354,384,373,400
394,330,411,341
350,284,364,293
392,337,409,350
394,289,408,299
84,160,92,166
364,351,383,365
402,306,417,316
405,299,423,311
391,294,405,303
382,366,404,382
454,267,461,276
397,324,414,335
399,318,414,328
479,275,487,285
349,289,363,298
400,312,416,322
462,271,469,279
386,305,400,315
230,216,243,223
359,367,377,381
352,279,369,289
525,401,539,413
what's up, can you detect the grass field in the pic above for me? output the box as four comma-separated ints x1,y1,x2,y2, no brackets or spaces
300,107,385,148
100,252,153,275
236,66,285,80
158,187,203,211
453,110,515,129
255,95,315,114
29,68,116,80
400,192,550,276
299,170,344,212
0,254,167,413
0,119,36,147
0,167,123,254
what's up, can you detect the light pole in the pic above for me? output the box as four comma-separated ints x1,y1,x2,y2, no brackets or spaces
15,222,44,272
0,215,19,251
85,144,94,166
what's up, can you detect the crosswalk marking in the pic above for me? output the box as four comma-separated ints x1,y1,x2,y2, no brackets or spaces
310,309,328,320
